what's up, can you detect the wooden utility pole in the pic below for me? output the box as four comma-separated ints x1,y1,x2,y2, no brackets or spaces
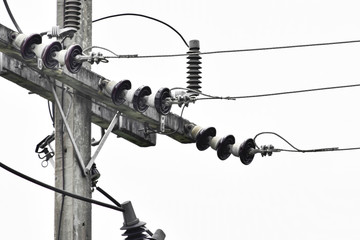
54,1,92,239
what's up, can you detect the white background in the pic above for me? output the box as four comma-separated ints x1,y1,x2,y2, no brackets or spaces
1,0,360,239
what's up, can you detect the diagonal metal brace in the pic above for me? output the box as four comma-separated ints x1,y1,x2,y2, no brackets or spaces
51,85,88,176
86,111,120,171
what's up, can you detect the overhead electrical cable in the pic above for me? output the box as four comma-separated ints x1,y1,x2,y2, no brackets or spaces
0,161,124,212
103,39,360,59
3,0,22,33
92,13,189,48
194,83,360,101
253,132,360,153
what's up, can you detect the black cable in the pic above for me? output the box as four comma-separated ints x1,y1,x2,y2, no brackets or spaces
0,161,124,212
3,0,22,33
93,13,189,48
95,186,122,207
47,100,54,126
112,39,360,59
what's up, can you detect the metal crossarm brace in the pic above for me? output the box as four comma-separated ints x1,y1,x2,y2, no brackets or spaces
51,84,87,176
86,111,120,171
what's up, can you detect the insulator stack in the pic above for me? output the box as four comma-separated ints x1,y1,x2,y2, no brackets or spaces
121,201,149,240
186,39,202,95
64,0,82,30
122,226,148,240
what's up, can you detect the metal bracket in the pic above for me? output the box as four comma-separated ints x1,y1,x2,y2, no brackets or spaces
51,85,88,176
37,58,43,70
86,111,120,171
0,52,7,75
160,115,166,133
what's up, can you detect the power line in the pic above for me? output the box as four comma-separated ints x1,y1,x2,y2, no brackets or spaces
92,13,189,48
105,39,360,59
3,0,22,33
253,132,360,153
0,161,124,212
192,83,360,101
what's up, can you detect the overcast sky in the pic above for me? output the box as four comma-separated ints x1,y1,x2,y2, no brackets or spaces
1,0,360,239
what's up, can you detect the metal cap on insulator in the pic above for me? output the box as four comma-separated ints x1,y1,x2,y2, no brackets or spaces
196,127,216,151
120,201,146,230
189,39,200,50
120,201,149,240
133,85,152,113
216,135,236,160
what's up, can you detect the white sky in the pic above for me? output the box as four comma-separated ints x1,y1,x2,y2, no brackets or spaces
1,0,360,239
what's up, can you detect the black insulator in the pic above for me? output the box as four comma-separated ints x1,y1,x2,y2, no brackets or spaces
64,44,83,73
217,135,236,160
122,226,148,240
121,201,148,240
64,0,82,30
186,39,202,95
196,127,216,151
238,138,256,165
133,86,152,113
21,33,42,59
155,87,172,115
111,80,132,105
42,41,62,69
148,229,166,240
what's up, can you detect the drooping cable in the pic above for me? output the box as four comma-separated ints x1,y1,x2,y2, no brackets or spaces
47,100,54,126
0,161,124,212
3,0,22,33
253,132,360,153
92,13,189,48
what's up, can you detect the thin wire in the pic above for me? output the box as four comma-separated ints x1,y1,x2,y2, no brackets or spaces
0,161,124,212
109,39,360,59
47,100,54,125
192,83,360,102
3,0,22,33
83,46,119,56
254,132,303,151
254,132,360,153
92,13,189,48
197,40,360,56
